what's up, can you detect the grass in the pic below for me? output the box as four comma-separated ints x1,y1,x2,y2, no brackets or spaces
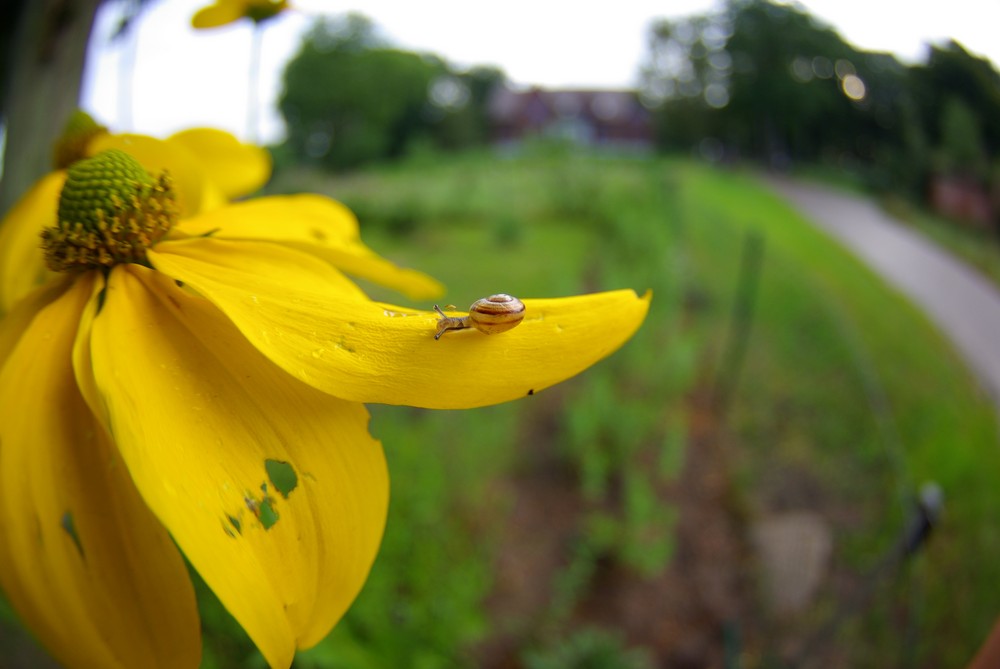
6,149,995,667
261,152,1000,667
678,163,1000,664
197,150,692,669
281,153,995,665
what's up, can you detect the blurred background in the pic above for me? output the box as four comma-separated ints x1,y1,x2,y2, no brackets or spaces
2,0,1000,667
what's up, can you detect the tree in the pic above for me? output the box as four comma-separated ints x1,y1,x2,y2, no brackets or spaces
425,65,505,151
937,96,988,178
641,0,913,182
910,41,1000,172
278,14,504,170
278,15,439,170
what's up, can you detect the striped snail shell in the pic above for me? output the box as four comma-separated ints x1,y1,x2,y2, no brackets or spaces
434,294,526,339
468,294,526,334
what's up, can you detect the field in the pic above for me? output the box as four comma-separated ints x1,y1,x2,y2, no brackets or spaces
189,150,997,669
7,149,994,668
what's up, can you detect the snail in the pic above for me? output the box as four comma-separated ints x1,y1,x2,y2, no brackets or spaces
434,294,526,340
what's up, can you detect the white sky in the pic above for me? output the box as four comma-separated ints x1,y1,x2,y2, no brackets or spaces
81,0,1000,144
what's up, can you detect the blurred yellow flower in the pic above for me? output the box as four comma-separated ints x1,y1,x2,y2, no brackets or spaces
0,148,650,668
192,0,290,28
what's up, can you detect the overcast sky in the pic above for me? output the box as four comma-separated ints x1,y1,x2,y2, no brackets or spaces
81,0,1000,144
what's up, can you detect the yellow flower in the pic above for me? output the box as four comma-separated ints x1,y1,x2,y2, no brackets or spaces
0,113,274,315
0,149,650,668
192,0,290,28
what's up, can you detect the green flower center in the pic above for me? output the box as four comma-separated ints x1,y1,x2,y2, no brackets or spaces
41,149,178,272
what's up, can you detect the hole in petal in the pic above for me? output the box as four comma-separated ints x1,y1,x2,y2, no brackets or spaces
244,484,280,530
61,511,84,557
257,498,279,530
265,459,299,499
224,514,243,537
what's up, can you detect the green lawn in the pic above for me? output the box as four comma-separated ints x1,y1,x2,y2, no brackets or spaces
680,164,1000,665
27,150,982,668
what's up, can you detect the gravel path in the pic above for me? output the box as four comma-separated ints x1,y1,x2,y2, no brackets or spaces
765,176,1000,416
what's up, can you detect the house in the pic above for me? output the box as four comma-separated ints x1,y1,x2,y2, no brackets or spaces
487,86,654,150
929,174,995,229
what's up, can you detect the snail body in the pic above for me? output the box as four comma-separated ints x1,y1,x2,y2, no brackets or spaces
434,294,525,340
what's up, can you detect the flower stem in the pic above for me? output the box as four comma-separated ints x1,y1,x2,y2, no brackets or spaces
247,22,263,144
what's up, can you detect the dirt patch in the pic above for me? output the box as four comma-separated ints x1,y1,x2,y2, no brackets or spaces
473,388,587,668
473,389,752,668
574,391,748,667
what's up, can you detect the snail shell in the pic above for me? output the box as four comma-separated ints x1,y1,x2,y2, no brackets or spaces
434,293,525,339
469,294,526,334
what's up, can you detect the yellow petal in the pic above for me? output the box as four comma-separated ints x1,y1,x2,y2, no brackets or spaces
89,265,389,667
0,171,65,314
191,0,244,28
167,128,272,199
0,276,74,368
88,133,224,217
71,272,110,428
179,193,361,243
0,273,201,669
318,240,447,299
177,194,444,299
162,236,369,298
149,239,651,409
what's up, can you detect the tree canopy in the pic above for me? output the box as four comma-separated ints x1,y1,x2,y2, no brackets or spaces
278,14,504,170
640,0,1000,196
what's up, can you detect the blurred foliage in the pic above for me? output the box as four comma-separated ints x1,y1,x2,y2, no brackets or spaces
253,152,1000,667
680,161,1000,666
640,0,1000,199
936,96,988,177
274,3,1000,225
277,14,504,170
246,151,692,668
911,37,1000,156
522,628,653,669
